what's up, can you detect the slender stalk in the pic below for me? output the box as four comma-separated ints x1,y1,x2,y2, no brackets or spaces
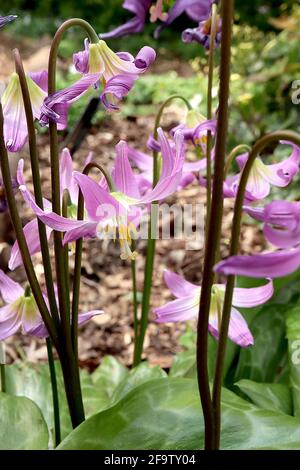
133,95,191,366
46,338,61,446
0,342,5,393
205,3,218,228
0,104,58,347
212,130,300,449
224,144,251,176
0,365,5,393
197,0,234,450
13,49,60,328
131,240,139,342
47,20,98,427
62,190,71,319
71,161,115,359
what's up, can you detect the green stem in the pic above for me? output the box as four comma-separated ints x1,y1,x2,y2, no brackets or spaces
224,144,251,176
205,3,218,229
133,96,191,366
47,20,98,428
212,130,300,449
13,49,60,328
71,161,115,359
0,365,5,393
62,190,71,319
46,338,61,446
197,0,234,451
0,105,58,348
131,240,139,343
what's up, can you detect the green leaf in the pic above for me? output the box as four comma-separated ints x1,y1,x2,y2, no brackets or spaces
235,379,292,415
5,362,72,443
0,392,48,449
112,362,167,403
58,378,300,450
234,303,288,383
286,304,300,416
91,355,128,391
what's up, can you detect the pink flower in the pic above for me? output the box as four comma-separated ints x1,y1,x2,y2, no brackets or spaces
154,270,274,347
9,148,92,270
17,129,185,261
2,71,48,151
0,270,102,340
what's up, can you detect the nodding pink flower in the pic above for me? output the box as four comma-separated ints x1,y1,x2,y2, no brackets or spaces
39,73,100,129
182,15,222,49
0,15,17,28
127,142,203,193
101,1,214,39
154,270,274,347
244,200,300,249
215,246,300,280
216,199,300,280
0,270,102,340
223,142,300,201
17,129,185,261
72,39,155,111
9,149,92,270
1,71,48,152
154,0,215,38
101,1,152,39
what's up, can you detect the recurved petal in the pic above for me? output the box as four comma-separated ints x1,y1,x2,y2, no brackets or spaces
215,247,300,279
154,295,198,323
0,270,23,303
227,307,254,347
9,219,52,271
232,279,274,308
73,172,127,221
114,140,140,198
164,270,199,298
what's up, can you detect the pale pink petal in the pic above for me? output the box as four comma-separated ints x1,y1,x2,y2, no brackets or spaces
9,219,52,270
0,270,23,303
231,279,274,308
73,172,127,221
113,141,140,198
154,296,198,323
228,307,254,347
163,270,199,298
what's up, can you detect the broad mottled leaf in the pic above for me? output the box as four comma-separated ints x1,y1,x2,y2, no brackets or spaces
235,379,292,415
112,362,167,402
5,362,72,444
58,379,300,450
0,392,48,449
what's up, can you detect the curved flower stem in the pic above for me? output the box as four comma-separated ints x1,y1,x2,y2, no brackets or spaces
13,49,60,328
46,338,61,446
47,20,98,428
71,161,115,360
133,95,191,366
205,3,219,229
224,143,251,176
212,130,300,449
0,104,58,348
197,0,234,451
